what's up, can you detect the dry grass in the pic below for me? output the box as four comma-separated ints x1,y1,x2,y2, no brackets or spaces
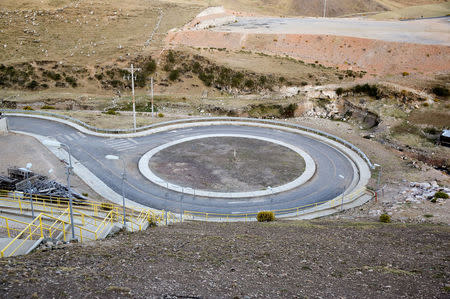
371,2,450,19
0,0,202,65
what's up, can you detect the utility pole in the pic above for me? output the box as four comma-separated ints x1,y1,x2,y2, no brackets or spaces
150,77,154,118
323,0,327,18
123,64,141,132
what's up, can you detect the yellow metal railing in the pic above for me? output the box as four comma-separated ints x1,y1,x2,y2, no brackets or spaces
0,189,177,228
184,188,370,221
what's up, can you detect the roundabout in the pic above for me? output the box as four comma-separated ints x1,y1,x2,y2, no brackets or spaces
139,134,316,198
5,112,373,220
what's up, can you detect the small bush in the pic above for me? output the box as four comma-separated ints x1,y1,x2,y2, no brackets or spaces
402,72,409,76
423,214,433,218
41,105,55,110
23,105,34,110
147,214,157,227
100,202,114,211
43,70,61,81
168,69,180,81
82,192,88,197
143,59,156,74
432,86,449,97
158,113,164,118
379,214,391,223
434,191,449,199
65,76,77,88
167,50,176,63
26,80,39,90
336,87,344,96
257,211,275,222
431,197,437,203
104,109,118,115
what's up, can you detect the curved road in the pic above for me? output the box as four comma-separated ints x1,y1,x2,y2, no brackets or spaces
7,116,356,215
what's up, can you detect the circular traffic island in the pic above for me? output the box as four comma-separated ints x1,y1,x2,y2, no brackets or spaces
149,136,305,192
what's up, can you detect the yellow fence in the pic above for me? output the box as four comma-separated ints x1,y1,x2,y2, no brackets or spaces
0,189,177,227
184,188,371,221
0,189,179,258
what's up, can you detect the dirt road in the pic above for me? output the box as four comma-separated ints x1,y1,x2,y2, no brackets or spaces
213,16,450,46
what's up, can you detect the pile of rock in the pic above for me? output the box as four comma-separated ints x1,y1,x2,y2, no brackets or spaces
402,181,449,204
39,238,74,252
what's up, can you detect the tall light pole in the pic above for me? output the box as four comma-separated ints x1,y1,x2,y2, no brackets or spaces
25,163,35,218
338,174,345,211
43,140,75,240
323,0,327,18
105,155,127,228
124,64,141,132
267,186,274,212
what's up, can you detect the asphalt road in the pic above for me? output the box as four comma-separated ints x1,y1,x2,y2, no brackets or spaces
7,116,355,215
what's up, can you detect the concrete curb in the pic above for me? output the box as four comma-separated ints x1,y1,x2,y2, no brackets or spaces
138,133,316,198
12,130,154,212
8,114,373,220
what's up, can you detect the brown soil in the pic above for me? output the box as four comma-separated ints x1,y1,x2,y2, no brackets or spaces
149,137,305,192
167,30,450,76
0,220,448,298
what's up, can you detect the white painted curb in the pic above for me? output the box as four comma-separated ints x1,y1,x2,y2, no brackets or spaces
138,134,316,198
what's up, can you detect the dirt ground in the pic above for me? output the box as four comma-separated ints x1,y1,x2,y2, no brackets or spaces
149,137,305,192
0,220,448,298
0,132,104,202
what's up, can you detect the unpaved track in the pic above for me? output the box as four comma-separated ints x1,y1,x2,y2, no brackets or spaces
214,16,450,46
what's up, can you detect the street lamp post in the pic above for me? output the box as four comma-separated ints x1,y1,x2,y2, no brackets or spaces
267,186,274,212
338,174,345,211
105,155,127,228
24,163,35,218
43,140,75,240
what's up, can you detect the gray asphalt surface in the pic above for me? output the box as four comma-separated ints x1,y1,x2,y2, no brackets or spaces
213,16,450,46
7,116,355,215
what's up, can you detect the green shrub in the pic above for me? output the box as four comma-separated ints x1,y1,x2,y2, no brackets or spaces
26,80,39,90
65,76,77,88
23,105,34,110
402,72,409,76
432,86,449,97
41,105,55,110
168,69,180,81
104,109,118,115
244,79,254,88
434,191,449,199
158,113,164,118
82,192,88,197
147,214,157,227
143,59,156,74
43,70,61,81
336,87,344,96
257,211,275,222
379,214,391,223
167,50,175,63
431,197,437,203
94,73,104,80
100,202,114,211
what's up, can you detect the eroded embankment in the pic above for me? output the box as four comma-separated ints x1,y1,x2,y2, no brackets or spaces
167,30,450,75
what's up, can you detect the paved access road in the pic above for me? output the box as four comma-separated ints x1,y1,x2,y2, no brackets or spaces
7,116,355,215
213,16,450,46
